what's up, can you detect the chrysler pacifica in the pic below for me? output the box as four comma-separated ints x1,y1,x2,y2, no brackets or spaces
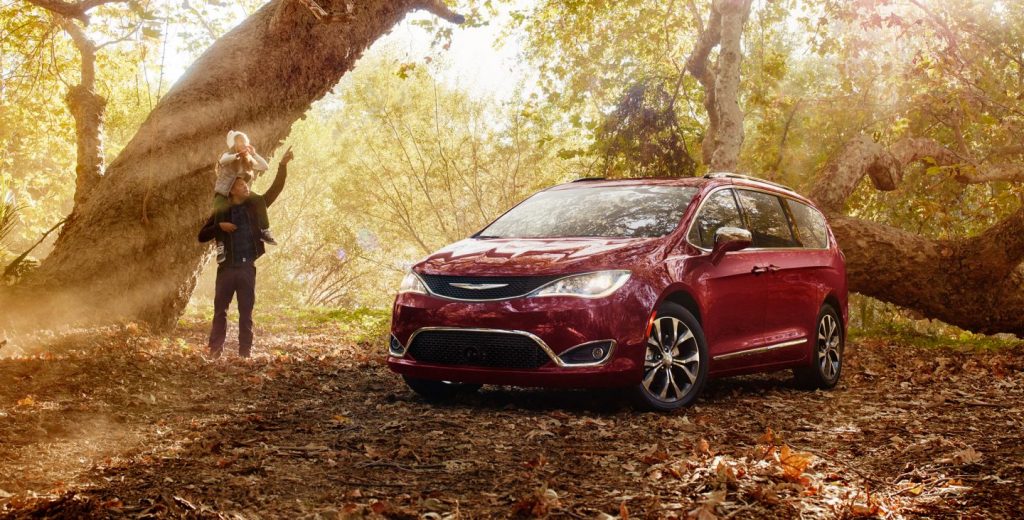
387,173,847,411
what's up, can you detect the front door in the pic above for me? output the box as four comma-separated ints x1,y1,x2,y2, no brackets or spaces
670,188,771,364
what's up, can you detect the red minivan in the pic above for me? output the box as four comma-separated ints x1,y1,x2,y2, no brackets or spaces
387,173,847,411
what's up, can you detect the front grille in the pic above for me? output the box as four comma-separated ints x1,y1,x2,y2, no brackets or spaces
418,274,561,300
407,330,551,369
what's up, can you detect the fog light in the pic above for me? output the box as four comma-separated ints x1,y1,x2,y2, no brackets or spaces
559,340,615,366
389,334,405,356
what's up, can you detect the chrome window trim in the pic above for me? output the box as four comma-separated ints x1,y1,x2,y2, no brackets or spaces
712,338,807,361
704,172,795,192
401,326,617,369
683,184,831,253
410,270,631,303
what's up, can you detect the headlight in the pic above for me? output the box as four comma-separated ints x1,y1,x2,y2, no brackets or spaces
398,270,427,294
530,270,631,298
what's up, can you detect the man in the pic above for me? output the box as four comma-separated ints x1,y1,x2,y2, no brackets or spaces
198,146,293,359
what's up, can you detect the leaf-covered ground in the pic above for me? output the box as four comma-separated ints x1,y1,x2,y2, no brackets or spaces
1,313,1022,519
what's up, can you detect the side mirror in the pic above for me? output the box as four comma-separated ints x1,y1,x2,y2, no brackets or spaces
710,226,752,264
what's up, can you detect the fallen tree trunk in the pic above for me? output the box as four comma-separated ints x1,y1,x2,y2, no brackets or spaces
680,0,1024,335
3,0,463,330
811,135,1024,335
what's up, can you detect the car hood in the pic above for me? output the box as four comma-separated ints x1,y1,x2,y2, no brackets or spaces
417,237,666,276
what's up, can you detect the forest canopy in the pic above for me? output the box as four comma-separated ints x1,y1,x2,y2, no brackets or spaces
1,0,1023,332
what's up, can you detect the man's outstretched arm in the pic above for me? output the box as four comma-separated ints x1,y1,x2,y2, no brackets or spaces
262,147,294,207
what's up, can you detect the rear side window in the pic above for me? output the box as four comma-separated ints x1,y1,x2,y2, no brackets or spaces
788,201,829,248
688,189,744,249
736,190,798,248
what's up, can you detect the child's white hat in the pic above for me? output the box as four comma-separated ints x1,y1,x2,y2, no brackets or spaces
226,130,249,148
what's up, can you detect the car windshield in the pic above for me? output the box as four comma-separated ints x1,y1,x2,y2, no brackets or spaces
478,185,699,239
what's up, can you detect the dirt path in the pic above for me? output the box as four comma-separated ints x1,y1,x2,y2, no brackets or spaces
1,317,1022,518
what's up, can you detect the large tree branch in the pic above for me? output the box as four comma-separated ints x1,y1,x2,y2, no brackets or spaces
828,215,1024,336
808,135,1024,214
4,0,467,331
414,0,465,24
684,1,721,84
23,0,127,24
811,134,1024,334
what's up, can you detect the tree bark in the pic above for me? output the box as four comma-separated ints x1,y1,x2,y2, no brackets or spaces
707,0,750,172
811,136,1024,335
684,0,752,171
3,0,463,330
56,16,106,207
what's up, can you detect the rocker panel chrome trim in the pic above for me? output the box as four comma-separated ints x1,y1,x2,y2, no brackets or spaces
712,338,807,361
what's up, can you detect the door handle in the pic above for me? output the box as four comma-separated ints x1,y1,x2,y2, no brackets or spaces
766,264,780,273
751,265,769,275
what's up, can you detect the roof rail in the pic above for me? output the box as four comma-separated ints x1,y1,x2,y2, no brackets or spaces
704,172,793,191
572,177,607,182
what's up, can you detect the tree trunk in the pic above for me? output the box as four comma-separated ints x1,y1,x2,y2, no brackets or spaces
3,0,462,330
829,214,1024,335
810,136,1024,335
707,0,750,172
61,19,106,208
66,83,106,206
684,0,752,171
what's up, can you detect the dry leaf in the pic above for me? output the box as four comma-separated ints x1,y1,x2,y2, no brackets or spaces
778,445,814,480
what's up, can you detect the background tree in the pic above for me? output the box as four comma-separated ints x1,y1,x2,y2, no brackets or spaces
22,0,160,208
2,0,466,330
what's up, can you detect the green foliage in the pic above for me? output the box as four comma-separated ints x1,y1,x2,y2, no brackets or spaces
284,307,391,345
591,79,699,178
6,0,1024,332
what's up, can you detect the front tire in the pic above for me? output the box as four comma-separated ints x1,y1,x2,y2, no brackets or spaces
631,303,709,411
403,376,481,402
794,304,843,389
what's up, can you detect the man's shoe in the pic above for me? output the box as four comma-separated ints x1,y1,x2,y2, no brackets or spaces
205,348,222,361
260,229,277,245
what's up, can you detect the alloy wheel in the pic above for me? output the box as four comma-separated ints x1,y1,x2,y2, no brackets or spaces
817,314,841,381
642,316,700,403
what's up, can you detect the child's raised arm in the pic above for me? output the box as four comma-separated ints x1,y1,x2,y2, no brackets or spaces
249,151,269,172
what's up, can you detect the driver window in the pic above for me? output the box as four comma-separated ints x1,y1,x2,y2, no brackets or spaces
688,189,744,249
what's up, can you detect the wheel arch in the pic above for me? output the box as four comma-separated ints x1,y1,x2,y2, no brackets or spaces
659,288,703,326
822,292,844,331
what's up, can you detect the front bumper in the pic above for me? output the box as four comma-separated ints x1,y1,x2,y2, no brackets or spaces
387,283,653,389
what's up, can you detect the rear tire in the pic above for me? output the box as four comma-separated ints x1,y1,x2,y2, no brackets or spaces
403,376,481,402
631,303,709,411
794,304,843,389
